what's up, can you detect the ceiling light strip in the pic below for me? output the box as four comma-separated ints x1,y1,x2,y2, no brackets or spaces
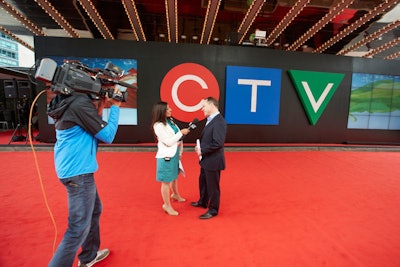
338,19,400,55
288,0,355,51
165,0,178,43
165,0,170,42
363,37,400,58
77,0,114,39
385,50,400,60
314,0,399,53
174,0,178,43
0,0,45,36
237,0,266,44
265,0,311,46
200,0,221,44
34,0,80,38
0,25,34,50
121,1,139,40
121,0,143,41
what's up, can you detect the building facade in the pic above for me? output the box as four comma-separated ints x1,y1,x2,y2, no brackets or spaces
0,33,18,67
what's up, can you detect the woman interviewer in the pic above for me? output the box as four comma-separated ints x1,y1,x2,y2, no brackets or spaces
152,102,190,216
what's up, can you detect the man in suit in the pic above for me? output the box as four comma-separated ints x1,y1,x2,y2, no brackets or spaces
192,97,227,219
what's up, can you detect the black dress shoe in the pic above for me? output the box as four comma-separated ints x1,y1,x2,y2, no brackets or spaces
191,201,207,208
199,212,216,220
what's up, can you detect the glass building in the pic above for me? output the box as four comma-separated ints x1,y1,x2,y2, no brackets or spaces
0,33,18,67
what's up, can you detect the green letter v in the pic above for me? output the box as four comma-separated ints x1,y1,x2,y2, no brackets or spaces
288,70,345,125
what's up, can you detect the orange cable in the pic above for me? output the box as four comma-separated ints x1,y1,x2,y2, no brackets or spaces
28,90,58,253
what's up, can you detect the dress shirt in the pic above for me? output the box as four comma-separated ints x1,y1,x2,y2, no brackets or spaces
206,112,220,126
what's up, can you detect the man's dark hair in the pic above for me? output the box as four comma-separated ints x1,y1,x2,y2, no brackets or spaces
205,96,219,108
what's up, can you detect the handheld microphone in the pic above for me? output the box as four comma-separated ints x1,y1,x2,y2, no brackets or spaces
188,118,199,130
179,118,198,141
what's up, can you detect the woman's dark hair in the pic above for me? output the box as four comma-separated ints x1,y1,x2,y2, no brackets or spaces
152,101,168,125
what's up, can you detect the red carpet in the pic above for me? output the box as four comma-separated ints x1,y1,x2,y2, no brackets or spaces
1,150,400,266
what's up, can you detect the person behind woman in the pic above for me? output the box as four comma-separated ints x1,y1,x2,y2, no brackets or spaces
152,101,190,216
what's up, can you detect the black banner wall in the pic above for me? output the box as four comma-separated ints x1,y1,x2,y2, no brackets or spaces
34,36,400,145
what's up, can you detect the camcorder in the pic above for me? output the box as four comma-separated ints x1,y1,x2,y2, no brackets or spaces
34,58,136,102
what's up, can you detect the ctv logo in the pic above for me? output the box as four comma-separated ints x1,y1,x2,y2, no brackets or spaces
160,63,345,126
288,70,345,125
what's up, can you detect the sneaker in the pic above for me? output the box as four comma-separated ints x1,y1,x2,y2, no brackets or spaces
78,248,110,267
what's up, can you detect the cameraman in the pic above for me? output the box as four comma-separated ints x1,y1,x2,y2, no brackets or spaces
47,88,122,267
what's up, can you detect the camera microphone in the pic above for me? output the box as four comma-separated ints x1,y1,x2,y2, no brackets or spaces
188,118,199,130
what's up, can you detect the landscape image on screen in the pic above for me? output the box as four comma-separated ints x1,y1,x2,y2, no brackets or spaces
347,73,400,130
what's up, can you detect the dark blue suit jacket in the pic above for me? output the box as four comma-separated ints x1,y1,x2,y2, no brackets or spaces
199,113,227,171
